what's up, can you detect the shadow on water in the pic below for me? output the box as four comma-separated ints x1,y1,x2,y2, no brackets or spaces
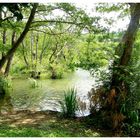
2,68,97,116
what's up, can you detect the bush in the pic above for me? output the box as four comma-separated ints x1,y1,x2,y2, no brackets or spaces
0,76,13,113
59,88,78,118
0,76,12,97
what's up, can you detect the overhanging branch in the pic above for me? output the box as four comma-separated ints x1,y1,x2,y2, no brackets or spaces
31,20,83,27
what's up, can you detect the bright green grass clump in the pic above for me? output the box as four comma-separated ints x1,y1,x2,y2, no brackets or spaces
59,88,78,118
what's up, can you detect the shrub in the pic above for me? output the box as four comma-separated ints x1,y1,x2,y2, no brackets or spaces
59,88,78,118
0,76,13,113
0,76,12,97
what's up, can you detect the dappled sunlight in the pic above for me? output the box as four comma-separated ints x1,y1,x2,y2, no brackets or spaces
0,3,140,137
84,130,100,137
0,110,52,126
0,110,108,137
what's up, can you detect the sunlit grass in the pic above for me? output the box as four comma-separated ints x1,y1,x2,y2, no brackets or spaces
0,123,102,137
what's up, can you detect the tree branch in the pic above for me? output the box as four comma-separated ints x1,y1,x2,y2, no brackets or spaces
31,20,83,27
0,3,38,70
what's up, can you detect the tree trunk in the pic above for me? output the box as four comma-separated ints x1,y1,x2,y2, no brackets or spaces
4,55,14,76
39,33,47,64
22,41,29,67
30,31,34,69
108,3,140,131
35,33,39,70
111,4,140,90
4,31,16,76
0,3,38,70
2,30,6,57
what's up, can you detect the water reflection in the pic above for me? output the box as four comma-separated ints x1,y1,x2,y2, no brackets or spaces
8,68,96,116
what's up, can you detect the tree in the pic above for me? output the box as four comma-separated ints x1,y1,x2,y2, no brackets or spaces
97,3,140,133
0,3,30,24
111,3,140,87
88,3,140,135
4,31,16,76
0,3,101,75
0,3,38,71
107,3,140,131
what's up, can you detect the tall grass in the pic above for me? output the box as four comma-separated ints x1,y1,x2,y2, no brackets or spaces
59,88,78,118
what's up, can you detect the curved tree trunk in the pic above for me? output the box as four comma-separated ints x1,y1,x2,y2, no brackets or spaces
0,3,38,70
22,42,29,67
35,33,39,71
111,3,140,91
4,31,16,76
39,33,47,64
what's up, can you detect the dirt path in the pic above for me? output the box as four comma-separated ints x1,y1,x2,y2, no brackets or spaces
0,110,58,127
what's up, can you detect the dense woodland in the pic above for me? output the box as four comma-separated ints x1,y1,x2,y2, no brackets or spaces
0,3,140,137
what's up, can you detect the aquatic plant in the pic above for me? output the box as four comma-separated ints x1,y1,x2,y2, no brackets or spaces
28,78,39,88
59,88,78,118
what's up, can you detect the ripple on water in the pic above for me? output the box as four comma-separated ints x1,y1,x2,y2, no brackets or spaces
6,68,97,116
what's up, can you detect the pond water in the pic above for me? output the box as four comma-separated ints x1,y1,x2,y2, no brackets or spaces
1,68,97,117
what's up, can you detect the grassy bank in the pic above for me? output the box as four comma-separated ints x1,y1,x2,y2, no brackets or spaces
0,110,112,137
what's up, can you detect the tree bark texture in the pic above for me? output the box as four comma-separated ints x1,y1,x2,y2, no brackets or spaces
111,4,140,90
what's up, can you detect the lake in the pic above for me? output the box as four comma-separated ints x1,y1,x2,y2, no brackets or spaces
1,68,97,117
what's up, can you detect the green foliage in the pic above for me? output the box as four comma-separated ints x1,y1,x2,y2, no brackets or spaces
0,76,13,113
123,122,140,136
59,88,78,118
0,3,138,136
118,34,140,136
95,3,129,19
0,3,107,79
0,76,12,97
47,63,66,79
89,30,140,136
76,33,116,71
120,99,140,136
0,3,31,23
